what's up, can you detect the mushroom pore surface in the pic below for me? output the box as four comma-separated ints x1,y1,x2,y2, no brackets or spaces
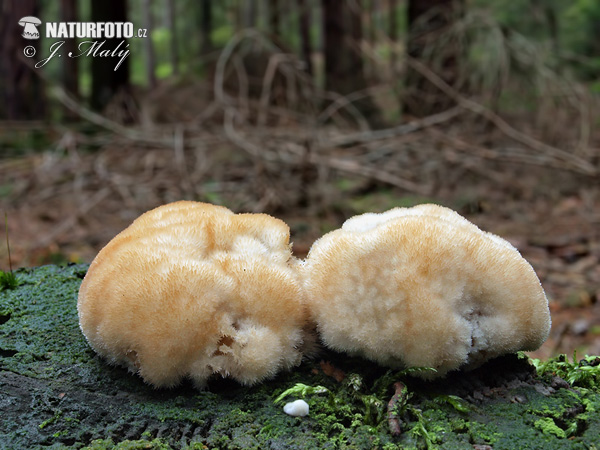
302,204,551,378
78,201,307,387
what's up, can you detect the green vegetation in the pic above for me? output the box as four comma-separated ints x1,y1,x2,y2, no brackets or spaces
274,382,331,404
0,213,17,291
530,352,600,389
0,270,17,291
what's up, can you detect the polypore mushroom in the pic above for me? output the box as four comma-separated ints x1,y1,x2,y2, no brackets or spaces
18,16,41,39
78,201,307,387
302,204,551,378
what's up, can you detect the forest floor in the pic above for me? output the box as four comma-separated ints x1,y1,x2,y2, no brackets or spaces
1,88,599,362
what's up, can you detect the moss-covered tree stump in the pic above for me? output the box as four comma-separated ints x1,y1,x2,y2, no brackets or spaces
1,265,599,449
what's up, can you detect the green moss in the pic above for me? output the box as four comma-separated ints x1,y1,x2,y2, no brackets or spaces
534,417,566,438
1,265,600,449
463,420,501,445
39,410,63,429
83,438,172,449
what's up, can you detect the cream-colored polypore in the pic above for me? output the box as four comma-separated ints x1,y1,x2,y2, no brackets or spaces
302,204,551,378
78,201,307,387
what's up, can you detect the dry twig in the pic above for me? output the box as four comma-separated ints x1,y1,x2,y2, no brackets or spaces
33,188,111,250
407,57,598,176
387,381,406,437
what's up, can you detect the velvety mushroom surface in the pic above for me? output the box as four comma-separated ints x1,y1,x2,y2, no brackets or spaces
302,204,551,378
78,201,307,387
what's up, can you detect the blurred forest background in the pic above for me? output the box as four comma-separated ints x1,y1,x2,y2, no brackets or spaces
0,0,599,359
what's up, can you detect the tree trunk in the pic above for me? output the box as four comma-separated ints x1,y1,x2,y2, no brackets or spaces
389,0,398,71
321,0,345,93
298,0,313,75
199,0,213,54
0,0,44,120
60,0,79,120
367,0,376,46
347,0,365,83
544,5,558,54
242,0,257,28
165,0,178,76
89,0,130,112
142,0,156,88
322,0,382,126
269,0,280,39
404,0,464,117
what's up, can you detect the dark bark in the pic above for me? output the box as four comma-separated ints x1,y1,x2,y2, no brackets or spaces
0,0,44,120
367,0,377,46
348,0,364,78
322,0,382,126
60,0,79,116
199,0,212,54
165,0,178,76
545,5,558,54
404,0,464,117
321,0,345,93
389,0,398,70
323,0,367,93
298,0,313,75
242,0,257,28
142,0,156,88
269,0,280,38
89,0,130,112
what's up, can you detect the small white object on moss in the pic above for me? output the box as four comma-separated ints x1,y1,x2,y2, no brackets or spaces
283,399,309,417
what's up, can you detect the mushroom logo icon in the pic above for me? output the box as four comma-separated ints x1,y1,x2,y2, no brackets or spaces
18,16,41,39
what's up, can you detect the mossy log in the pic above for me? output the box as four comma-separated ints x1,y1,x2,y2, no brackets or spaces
1,265,599,449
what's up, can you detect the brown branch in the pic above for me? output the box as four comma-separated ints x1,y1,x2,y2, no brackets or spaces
223,109,431,195
387,381,406,437
50,85,174,147
310,154,431,195
323,105,463,147
407,57,598,176
430,128,596,176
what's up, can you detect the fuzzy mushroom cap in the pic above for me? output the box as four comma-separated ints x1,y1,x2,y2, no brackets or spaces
78,201,307,387
302,204,551,378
